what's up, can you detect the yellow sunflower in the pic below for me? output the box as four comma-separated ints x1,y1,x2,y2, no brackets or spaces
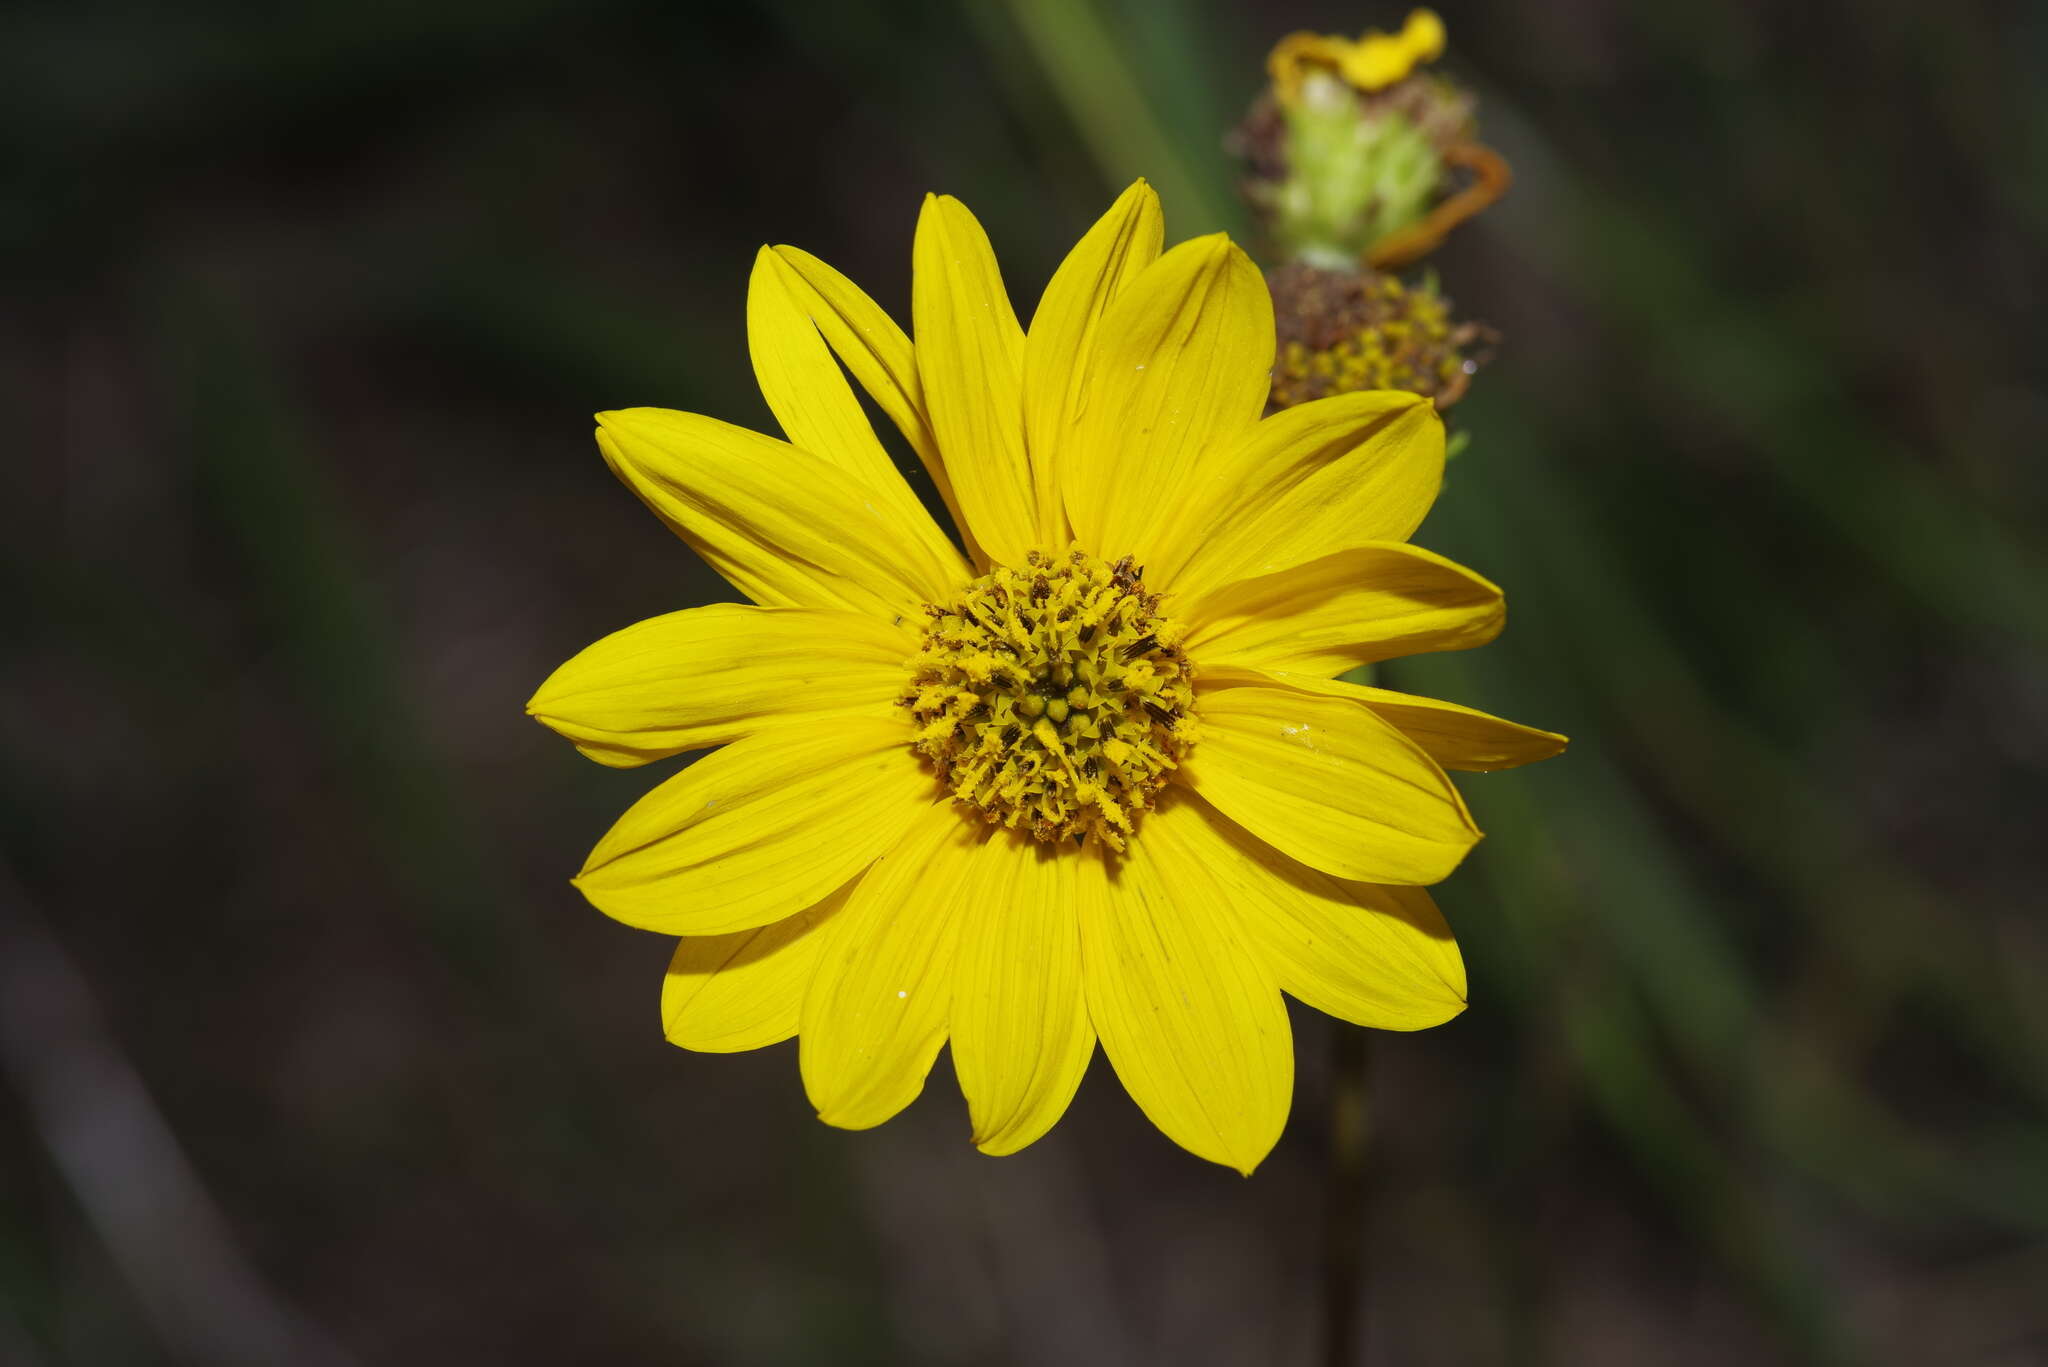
528,181,1563,1173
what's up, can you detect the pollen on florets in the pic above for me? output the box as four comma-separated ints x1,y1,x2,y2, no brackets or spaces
1267,261,1493,411
900,549,1195,850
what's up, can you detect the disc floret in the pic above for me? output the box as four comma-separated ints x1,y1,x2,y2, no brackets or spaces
901,549,1195,848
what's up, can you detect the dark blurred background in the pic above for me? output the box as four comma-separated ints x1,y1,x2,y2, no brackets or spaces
4,1,2045,1363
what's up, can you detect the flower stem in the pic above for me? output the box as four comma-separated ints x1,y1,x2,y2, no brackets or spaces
987,0,1238,235
1322,1021,1373,1366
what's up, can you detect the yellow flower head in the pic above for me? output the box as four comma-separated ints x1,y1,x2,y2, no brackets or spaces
1269,8,1447,105
528,183,1564,1173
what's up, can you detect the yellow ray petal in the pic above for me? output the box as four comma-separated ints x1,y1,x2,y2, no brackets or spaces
951,832,1096,1156
1198,664,1566,772
1156,390,1444,599
1022,180,1164,548
1179,542,1503,675
1181,680,1479,885
912,194,1036,566
528,604,915,767
660,884,850,1052
764,244,983,567
575,717,933,936
801,802,981,1130
596,409,967,621
1081,808,1293,1174
1148,791,1466,1029
1338,8,1446,90
748,247,954,540
1062,234,1272,566
1359,690,1568,771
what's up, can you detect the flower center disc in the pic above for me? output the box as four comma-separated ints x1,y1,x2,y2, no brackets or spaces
901,549,1195,848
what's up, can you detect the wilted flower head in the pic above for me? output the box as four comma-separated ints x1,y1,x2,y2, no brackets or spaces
1233,9,1506,270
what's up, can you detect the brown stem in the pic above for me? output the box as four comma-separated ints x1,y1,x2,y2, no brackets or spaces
1321,1022,1374,1367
